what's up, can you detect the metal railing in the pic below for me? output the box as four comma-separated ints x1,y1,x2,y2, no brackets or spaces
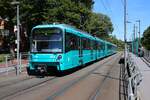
0,52,29,75
126,53,142,100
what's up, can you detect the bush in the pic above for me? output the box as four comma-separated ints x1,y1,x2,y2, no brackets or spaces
0,54,8,63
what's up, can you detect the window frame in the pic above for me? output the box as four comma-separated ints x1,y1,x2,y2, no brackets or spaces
30,27,63,53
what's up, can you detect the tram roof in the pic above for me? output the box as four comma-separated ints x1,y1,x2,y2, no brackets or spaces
33,24,117,47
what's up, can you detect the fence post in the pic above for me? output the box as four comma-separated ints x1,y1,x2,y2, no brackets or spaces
5,55,8,75
128,78,135,100
19,53,22,73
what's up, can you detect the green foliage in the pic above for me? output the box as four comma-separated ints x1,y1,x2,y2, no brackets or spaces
142,26,150,50
0,0,122,51
0,54,8,62
72,0,94,9
0,0,14,19
18,0,113,38
85,13,113,39
18,0,93,33
0,0,14,31
0,0,112,37
105,35,124,51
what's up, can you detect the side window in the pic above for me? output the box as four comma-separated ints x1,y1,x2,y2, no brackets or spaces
98,42,106,50
100,42,105,50
96,41,98,50
82,38,91,50
82,38,86,50
93,41,97,50
107,44,112,50
65,32,78,52
90,40,94,50
87,39,91,50
98,42,101,50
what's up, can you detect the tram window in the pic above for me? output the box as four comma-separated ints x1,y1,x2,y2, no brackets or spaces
96,41,99,50
87,39,91,49
65,32,78,52
101,43,105,50
93,41,96,50
108,44,112,50
82,38,90,50
82,38,85,49
90,40,94,50
98,42,101,50
99,42,104,51
31,28,63,53
93,41,97,50
82,38,86,50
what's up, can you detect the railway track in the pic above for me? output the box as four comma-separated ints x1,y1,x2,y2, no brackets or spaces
89,55,121,100
47,53,122,100
0,53,122,100
0,76,34,88
0,76,57,100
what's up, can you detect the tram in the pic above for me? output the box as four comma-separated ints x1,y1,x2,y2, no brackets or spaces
27,24,117,75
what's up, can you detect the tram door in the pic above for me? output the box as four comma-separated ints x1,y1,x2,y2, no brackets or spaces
79,38,83,65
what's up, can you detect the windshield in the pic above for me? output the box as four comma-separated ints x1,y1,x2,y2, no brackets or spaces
31,28,63,53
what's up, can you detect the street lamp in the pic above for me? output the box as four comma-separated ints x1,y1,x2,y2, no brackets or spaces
11,1,20,75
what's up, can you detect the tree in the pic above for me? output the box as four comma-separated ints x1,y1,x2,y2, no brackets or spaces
0,0,94,52
85,13,113,39
43,0,92,30
142,26,150,50
14,0,93,34
72,0,94,9
0,0,119,52
106,35,124,51
0,0,15,53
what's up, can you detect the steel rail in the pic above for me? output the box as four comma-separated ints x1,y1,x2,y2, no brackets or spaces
47,53,122,100
0,76,34,88
1,77,56,100
89,55,121,100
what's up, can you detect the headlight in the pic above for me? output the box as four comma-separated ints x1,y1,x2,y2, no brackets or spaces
57,55,62,60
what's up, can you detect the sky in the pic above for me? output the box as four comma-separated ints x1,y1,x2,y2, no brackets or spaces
93,0,150,41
